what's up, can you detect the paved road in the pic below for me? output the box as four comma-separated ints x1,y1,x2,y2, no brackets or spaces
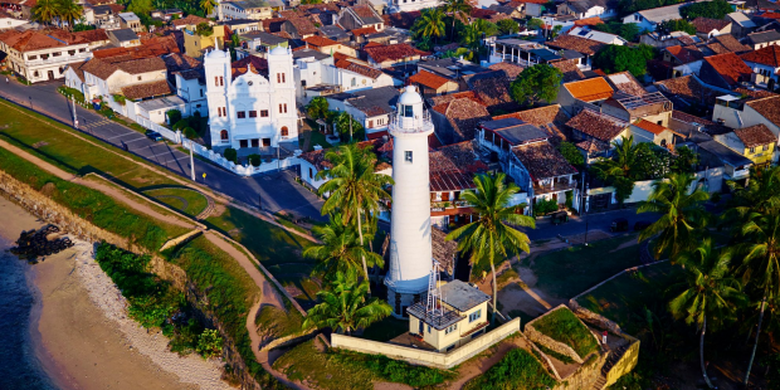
526,206,658,241
0,80,325,220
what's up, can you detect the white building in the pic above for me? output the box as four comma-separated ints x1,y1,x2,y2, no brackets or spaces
387,0,441,14
385,85,435,318
0,29,95,83
622,2,692,32
567,27,627,46
204,45,297,150
217,0,282,21
0,10,28,30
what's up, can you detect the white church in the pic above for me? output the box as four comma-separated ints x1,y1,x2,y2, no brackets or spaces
204,45,298,151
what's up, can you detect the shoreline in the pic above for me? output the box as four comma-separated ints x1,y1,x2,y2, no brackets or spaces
0,195,232,390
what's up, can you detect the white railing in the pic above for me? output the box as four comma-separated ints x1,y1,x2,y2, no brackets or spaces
389,110,434,133
182,138,303,176
136,116,182,143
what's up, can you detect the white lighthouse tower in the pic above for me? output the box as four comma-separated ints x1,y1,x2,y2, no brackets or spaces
385,86,435,318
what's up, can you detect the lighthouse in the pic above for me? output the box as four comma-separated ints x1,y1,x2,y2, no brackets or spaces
385,86,435,318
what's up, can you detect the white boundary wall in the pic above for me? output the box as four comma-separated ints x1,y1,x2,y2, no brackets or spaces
331,318,521,369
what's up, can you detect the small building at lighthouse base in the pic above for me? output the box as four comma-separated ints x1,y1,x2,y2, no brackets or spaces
406,280,490,352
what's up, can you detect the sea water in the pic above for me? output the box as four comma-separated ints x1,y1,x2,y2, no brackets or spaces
0,235,59,390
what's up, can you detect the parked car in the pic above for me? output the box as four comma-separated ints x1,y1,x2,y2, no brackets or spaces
610,218,629,232
551,211,569,225
145,130,163,142
634,221,652,231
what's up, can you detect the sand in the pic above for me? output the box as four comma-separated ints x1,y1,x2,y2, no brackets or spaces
0,196,232,390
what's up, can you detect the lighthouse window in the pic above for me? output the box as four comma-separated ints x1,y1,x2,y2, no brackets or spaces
402,105,414,117
404,151,413,163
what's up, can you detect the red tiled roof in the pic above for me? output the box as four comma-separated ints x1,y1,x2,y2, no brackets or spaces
512,141,577,181
488,62,524,79
566,109,628,142
231,56,269,79
92,35,179,60
382,11,420,29
574,16,603,27
493,104,571,141
633,118,669,135
665,44,704,63
655,75,721,106
690,17,731,34
120,80,172,100
364,43,429,63
172,14,210,27
707,34,751,54
551,59,585,82
351,26,378,36
734,124,776,147
704,52,752,87
431,95,491,141
546,35,605,56
333,54,383,79
303,35,339,47
741,45,780,67
746,95,780,129
409,70,451,90
564,77,614,102
286,17,318,36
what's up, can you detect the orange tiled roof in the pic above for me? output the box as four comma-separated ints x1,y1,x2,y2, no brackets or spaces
734,124,776,147
574,16,603,27
704,52,752,87
304,35,339,47
564,77,614,102
409,70,451,90
351,26,378,36
741,45,780,67
633,118,668,135
364,43,429,63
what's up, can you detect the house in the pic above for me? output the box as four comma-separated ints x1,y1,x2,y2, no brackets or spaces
492,104,572,142
703,34,751,55
84,4,125,31
727,12,756,38
118,12,144,33
662,45,704,66
325,86,400,134
429,92,492,144
299,139,392,191
0,9,25,30
740,45,780,90
204,45,297,150
171,14,212,31
429,141,489,228
221,18,260,35
699,52,753,90
408,70,459,98
557,77,616,115
163,52,207,117
183,24,226,59
388,0,441,14
67,56,168,103
407,280,490,352
622,2,690,32
746,30,780,50
690,17,732,40
489,39,565,67
219,0,282,21
558,0,607,20
639,30,700,48
552,59,587,82
236,30,287,58
566,27,627,46
545,34,606,69
606,71,647,97
477,117,579,213
714,124,776,166
150,8,183,21
107,28,140,47
338,5,384,31
697,139,753,182
713,94,780,142
0,29,96,83
363,43,428,68
628,118,681,148
600,91,673,126
293,49,395,102
417,57,490,87
654,75,728,114
280,17,318,40
303,35,357,58
566,108,630,150
319,25,350,42
0,0,35,19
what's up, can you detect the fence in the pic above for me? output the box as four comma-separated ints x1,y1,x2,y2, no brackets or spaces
183,138,303,176
331,318,521,369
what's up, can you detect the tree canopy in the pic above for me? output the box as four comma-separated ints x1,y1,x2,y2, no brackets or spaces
509,64,563,107
592,21,641,42
497,18,519,35
680,0,733,20
658,19,697,36
593,44,656,78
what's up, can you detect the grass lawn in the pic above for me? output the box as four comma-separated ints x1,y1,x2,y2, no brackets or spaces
301,120,331,152
274,340,376,390
531,307,599,358
575,261,686,336
144,187,209,217
0,99,178,189
255,303,306,339
526,235,644,299
464,348,557,390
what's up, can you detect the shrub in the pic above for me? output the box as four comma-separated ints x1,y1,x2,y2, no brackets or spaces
333,351,455,387
167,109,183,125
58,86,85,103
224,148,238,163
196,328,224,359
248,154,262,167
534,198,559,216
112,94,126,106
183,127,198,139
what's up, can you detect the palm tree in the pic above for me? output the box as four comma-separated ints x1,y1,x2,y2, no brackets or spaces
669,239,744,389
638,172,709,261
592,136,642,206
414,8,446,44
446,173,535,325
726,165,780,224
304,215,384,281
32,0,59,26
200,0,217,16
461,19,497,50
739,212,780,385
303,268,392,334
56,0,82,30
317,144,392,286
443,0,472,39
306,96,329,121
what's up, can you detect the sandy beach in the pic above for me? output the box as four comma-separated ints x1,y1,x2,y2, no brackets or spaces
0,195,232,390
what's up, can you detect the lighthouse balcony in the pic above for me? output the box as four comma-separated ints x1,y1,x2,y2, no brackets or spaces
389,110,434,133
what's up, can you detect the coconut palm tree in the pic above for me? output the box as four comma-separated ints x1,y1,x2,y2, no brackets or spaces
446,173,535,325
739,212,780,385
304,215,383,281
726,165,780,225
638,172,710,261
31,0,59,26
303,268,392,334
413,8,446,43
592,136,642,206
56,0,82,30
670,239,744,389
443,0,472,39
200,0,217,16
317,144,392,287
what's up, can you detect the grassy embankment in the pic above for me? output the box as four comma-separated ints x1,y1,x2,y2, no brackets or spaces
532,308,599,358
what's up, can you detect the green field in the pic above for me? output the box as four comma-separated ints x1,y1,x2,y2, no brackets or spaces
144,187,209,217
531,307,599,358
526,235,645,299
464,348,557,390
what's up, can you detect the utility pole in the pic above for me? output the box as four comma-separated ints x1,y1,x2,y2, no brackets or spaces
189,141,196,181
349,113,353,143
581,169,588,246
277,142,281,171
71,95,78,128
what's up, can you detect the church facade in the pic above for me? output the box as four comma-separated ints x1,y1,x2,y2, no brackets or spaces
203,45,297,150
